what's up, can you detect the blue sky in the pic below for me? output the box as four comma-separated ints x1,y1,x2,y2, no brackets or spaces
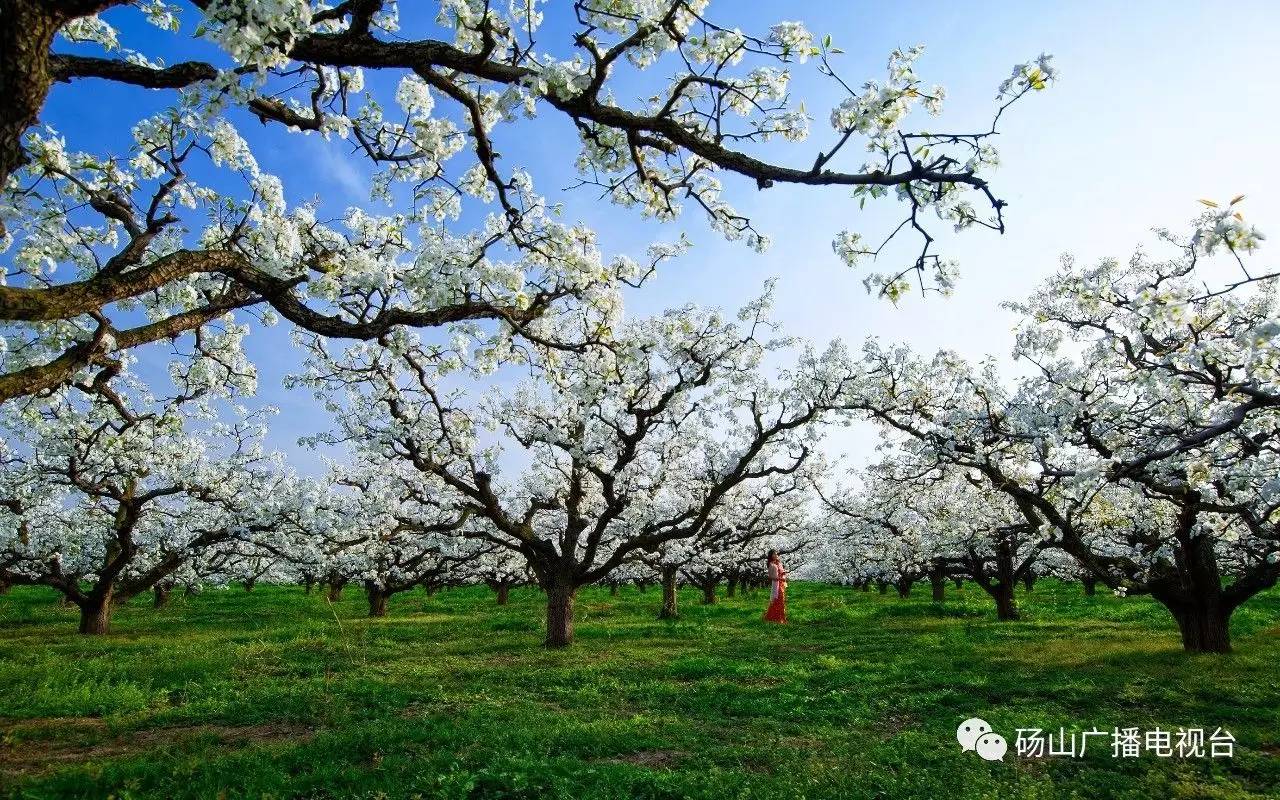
44,0,1280,472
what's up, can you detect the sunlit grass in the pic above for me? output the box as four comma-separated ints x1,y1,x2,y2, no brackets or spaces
1,581,1278,799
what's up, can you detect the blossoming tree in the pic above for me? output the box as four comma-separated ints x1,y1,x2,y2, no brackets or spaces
0,372,295,633
301,291,857,646
843,205,1277,651
315,461,488,616
2,1,1054,403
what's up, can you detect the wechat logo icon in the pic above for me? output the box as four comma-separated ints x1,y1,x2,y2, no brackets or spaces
957,717,1008,761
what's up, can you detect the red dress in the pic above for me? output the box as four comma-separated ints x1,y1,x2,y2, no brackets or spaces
763,561,787,623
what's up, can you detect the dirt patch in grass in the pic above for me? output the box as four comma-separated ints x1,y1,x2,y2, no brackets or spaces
778,735,824,749
0,717,313,776
602,749,684,769
879,711,918,737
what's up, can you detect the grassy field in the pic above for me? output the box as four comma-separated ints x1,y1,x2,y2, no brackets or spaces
1,581,1278,799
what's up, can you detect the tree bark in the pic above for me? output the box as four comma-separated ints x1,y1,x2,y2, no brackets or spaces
701,581,718,605
991,583,1020,621
1152,534,1235,653
658,567,679,619
876,580,889,595
0,0,64,206
1021,572,1036,592
366,584,389,617
543,579,576,648
929,568,945,602
1082,577,1097,596
496,581,511,606
725,577,737,597
953,577,964,589
327,582,344,602
608,583,618,597
152,583,172,609
1169,599,1232,654
895,577,914,599
78,594,112,635
244,578,256,592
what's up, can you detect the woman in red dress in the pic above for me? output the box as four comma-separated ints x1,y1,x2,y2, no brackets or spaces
763,550,787,623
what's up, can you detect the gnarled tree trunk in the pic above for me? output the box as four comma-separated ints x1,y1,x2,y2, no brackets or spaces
0,1,63,208
895,577,914,599
991,583,1020,621
658,567,679,619
928,567,946,602
543,579,576,648
1152,535,1235,653
78,593,112,635
365,583,390,617
152,583,172,609
1168,597,1231,653
496,581,511,606
701,581,718,605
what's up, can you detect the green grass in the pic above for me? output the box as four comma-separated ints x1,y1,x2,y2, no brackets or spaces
1,581,1278,799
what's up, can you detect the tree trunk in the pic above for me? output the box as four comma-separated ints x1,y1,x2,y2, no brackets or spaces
0,577,10,595
701,581,718,605
366,584,389,617
658,567,679,619
895,577,914,599
302,576,315,594
876,580,889,595
544,579,577,648
78,594,112,635
1082,577,1097,596
153,584,172,609
860,581,871,592
1021,572,1036,592
1170,599,1232,654
929,569,945,602
609,583,618,597
244,578,256,593
636,581,648,593
183,583,198,597
726,577,737,598
496,582,511,606
953,577,963,589
991,583,1020,621
327,582,344,602
1161,531,1234,653
0,2,63,202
